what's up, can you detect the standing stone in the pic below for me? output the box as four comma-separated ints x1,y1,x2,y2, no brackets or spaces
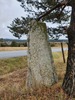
26,20,58,89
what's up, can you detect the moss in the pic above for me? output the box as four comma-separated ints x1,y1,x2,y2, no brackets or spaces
37,21,47,33
30,20,47,34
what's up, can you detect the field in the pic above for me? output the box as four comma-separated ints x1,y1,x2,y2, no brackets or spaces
0,47,27,51
0,51,72,100
0,43,67,51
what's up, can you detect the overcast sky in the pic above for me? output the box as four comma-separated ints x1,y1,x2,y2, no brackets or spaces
0,0,68,40
0,0,27,39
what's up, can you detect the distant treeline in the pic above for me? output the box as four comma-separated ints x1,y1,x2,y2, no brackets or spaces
0,38,27,47
0,38,68,47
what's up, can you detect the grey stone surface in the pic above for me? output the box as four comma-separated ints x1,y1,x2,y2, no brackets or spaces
26,20,58,89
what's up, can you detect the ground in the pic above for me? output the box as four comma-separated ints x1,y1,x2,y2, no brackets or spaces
0,69,64,100
0,51,73,100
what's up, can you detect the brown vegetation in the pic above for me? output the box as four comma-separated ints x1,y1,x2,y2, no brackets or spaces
0,51,74,100
50,42,68,48
0,47,27,51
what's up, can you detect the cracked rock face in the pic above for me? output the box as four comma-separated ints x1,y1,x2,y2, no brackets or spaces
26,20,58,89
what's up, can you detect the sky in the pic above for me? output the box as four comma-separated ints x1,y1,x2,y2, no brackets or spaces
0,0,27,39
0,0,68,40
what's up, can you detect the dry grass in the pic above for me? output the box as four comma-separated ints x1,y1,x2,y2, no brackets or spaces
53,51,67,82
0,56,27,75
50,43,68,48
0,47,27,51
0,51,74,100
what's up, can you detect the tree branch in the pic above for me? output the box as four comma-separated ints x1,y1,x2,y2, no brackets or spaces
37,1,69,21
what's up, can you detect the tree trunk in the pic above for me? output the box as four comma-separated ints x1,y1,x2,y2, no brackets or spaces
62,1,75,97
26,20,58,89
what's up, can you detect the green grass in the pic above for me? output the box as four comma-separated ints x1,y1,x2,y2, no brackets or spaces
0,56,27,75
